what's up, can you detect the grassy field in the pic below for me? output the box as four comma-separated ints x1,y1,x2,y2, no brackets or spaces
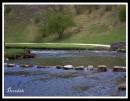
4,6,126,44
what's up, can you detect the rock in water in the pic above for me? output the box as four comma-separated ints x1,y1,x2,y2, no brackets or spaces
118,83,126,91
97,65,107,72
110,42,126,51
56,65,63,69
63,65,73,70
75,66,84,70
113,66,126,72
7,64,16,67
87,65,94,70
21,64,33,68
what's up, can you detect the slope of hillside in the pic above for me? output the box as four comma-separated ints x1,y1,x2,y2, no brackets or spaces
4,5,126,44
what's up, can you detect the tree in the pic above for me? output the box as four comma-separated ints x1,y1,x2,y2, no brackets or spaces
43,12,74,39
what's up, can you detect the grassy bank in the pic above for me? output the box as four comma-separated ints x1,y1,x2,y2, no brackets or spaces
4,48,26,59
4,43,110,59
5,43,110,50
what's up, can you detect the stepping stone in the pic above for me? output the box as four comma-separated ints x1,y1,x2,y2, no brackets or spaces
21,64,33,68
56,65,63,69
97,65,107,72
7,63,16,67
113,66,126,72
63,65,74,70
87,65,94,70
118,83,126,90
75,66,84,70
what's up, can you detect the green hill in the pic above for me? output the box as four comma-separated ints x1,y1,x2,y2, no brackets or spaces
4,5,126,44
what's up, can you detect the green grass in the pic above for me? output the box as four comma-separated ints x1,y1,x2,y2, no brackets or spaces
5,43,109,50
4,48,25,58
5,22,42,43
4,43,109,58
4,6,126,44
39,25,126,44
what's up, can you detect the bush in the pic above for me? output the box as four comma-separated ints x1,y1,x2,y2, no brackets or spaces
119,6,126,22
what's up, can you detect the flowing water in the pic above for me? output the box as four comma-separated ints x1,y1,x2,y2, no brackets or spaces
4,50,126,96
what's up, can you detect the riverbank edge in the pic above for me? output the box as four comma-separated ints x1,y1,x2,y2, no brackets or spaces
5,43,110,50
4,43,126,60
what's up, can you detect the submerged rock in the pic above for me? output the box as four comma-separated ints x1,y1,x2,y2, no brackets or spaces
97,65,107,72
63,65,74,70
37,66,45,68
37,66,50,68
113,66,126,72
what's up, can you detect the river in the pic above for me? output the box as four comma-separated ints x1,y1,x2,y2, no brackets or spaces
4,50,126,96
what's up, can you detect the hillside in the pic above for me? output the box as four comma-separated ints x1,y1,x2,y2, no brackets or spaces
4,5,126,44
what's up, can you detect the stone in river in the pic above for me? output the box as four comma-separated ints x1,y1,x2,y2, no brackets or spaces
75,66,84,70
97,65,107,72
63,65,74,70
113,66,126,72
7,63,16,67
21,64,33,68
87,65,94,70
118,83,126,91
56,65,63,69
110,42,126,51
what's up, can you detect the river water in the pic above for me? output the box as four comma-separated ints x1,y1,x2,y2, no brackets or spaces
4,50,126,96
